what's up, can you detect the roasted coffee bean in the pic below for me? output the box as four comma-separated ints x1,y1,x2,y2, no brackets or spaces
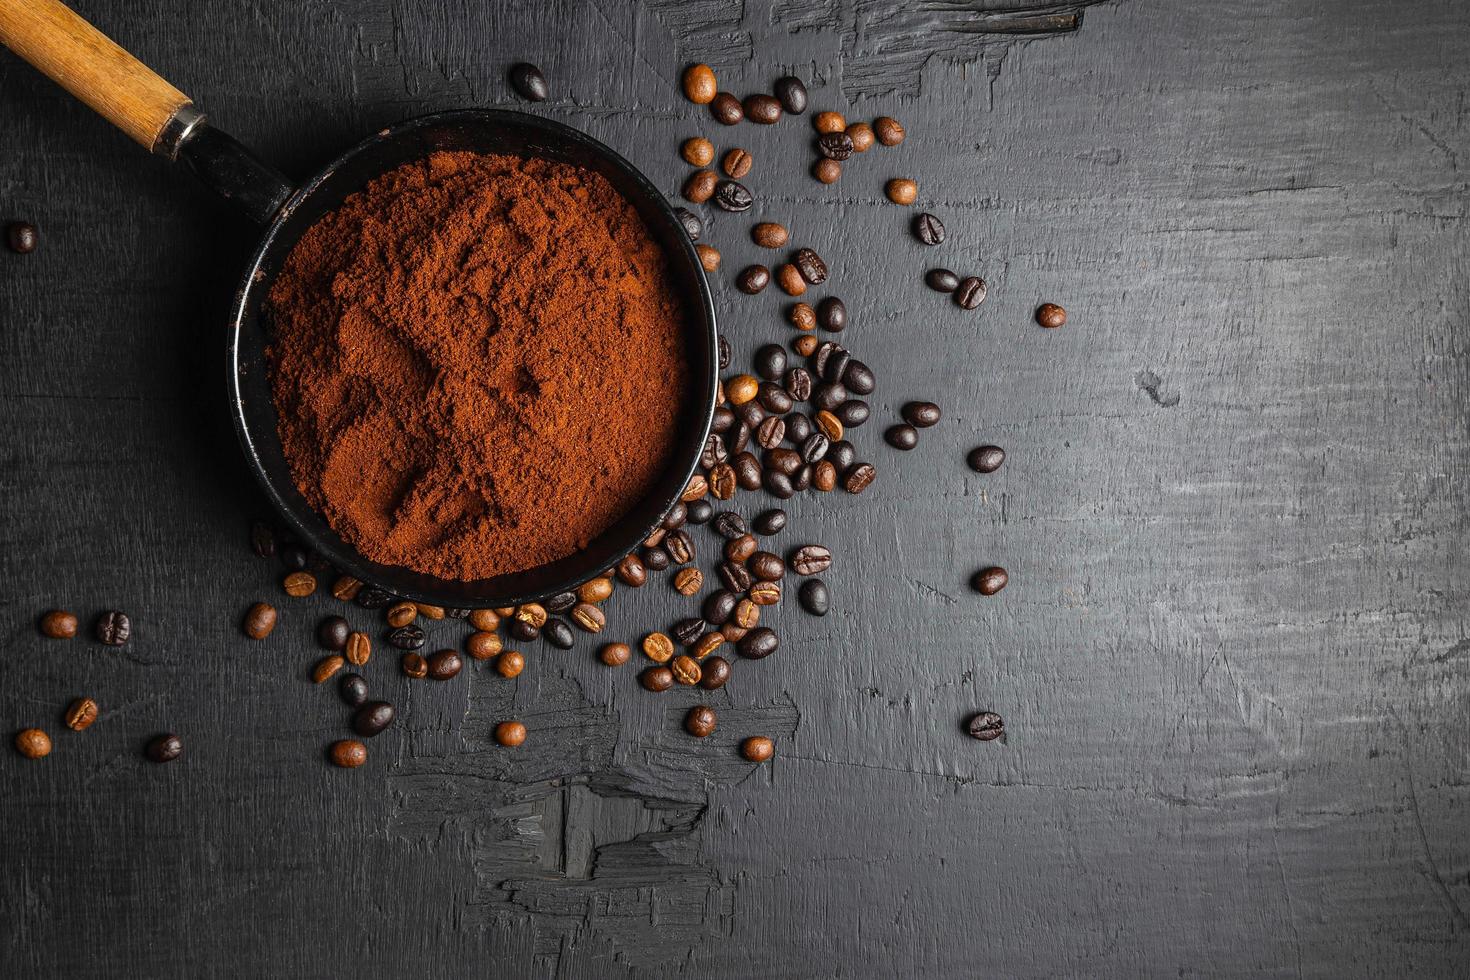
426,649,463,680
827,440,857,474
663,500,688,530
750,552,785,581
445,608,472,620
685,705,718,738
764,469,795,498
710,91,743,124
737,627,780,659
95,610,131,646
744,93,782,124
954,276,987,309
765,446,802,476
774,76,808,114
783,367,812,402
775,263,806,297
758,382,794,415
844,462,877,493
1036,302,1067,328
709,462,738,499
146,733,183,764
792,464,812,492
874,115,906,145
814,383,847,412
813,410,843,442
674,567,705,596
600,642,632,667
752,222,789,248
717,334,732,370
732,598,760,630
885,423,919,450
968,711,1006,741
494,720,528,747
643,546,672,571
704,590,738,625
821,347,852,383
723,147,754,179
813,460,837,491
752,509,786,536
6,221,39,254
714,180,754,212
666,530,695,564
699,655,732,690
750,580,782,606
249,520,277,558
795,578,830,617
279,543,309,571
683,168,717,203
790,545,833,575
684,473,709,502
672,617,707,647
913,212,945,245
713,511,749,539
698,244,721,272
735,399,768,428
847,121,875,152
925,268,960,293
647,528,668,548
674,207,703,240
466,631,502,661
15,728,51,760
836,400,870,428
387,624,426,650
742,736,775,761
812,340,842,373
356,586,394,609
400,652,428,679
496,650,526,677
353,701,395,737
842,360,876,395
816,296,847,332
789,302,818,331
885,178,918,205
617,554,648,587
37,609,75,640
729,375,759,407
283,571,317,597
785,412,813,444
468,608,500,632
508,62,549,101
903,401,942,428
385,601,418,628
641,665,675,692
546,591,578,614
727,423,752,455
313,614,347,650
733,452,763,490
812,158,841,184
682,63,717,104
333,576,364,603
545,618,577,648
418,605,446,621
725,533,759,563
800,432,830,463
643,632,676,663
345,631,371,666
339,672,369,708
694,633,726,660
791,247,829,285
968,445,1006,473
703,432,730,468
516,604,549,629
671,654,703,686
817,131,854,160
64,697,99,732
813,110,846,133
719,560,753,593
329,739,368,768
793,334,819,357
510,619,540,642
756,416,786,449
688,498,714,524
973,566,1009,596
681,137,715,166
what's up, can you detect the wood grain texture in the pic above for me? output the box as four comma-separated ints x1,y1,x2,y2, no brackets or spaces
2,0,1469,976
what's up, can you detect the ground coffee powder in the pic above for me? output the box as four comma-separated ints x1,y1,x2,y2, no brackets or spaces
267,150,690,580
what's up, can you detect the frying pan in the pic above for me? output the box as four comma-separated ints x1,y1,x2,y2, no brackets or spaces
0,0,719,608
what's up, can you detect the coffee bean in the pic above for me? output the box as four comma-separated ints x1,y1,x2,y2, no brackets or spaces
844,462,877,494
447,607,474,621
734,452,763,490
775,264,806,296
37,609,76,640
682,64,717,104
723,147,754,178
714,180,753,212
279,544,309,571
744,93,782,124
697,244,721,272
789,303,818,331
749,580,781,606
757,382,793,415
837,400,871,428
752,222,789,249
663,500,688,530
913,212,945,245
764,446,802,476
794,334,820,358
693,633,725,660
385,601,418,628
968,445,1006,472
671,654,703,686
842,360,876,395
774,76,808,114
715,334,732,370
973,566,1008,596
681,138,714,167
750,552,785,581
885,178,918,205
813,460,837,491
643,546,672,571
674,567,705,596
355,586,394,609
847,121,875,152
709,461,737,499
789,577,828,617
642,632,675,663
712,511,747,540
672,617,707,647
418,604,446,621
748,511,784,538
337,631,368,666
817,131,854,161
703,591,736,626
711,91,744,123
733,598,761,630
827,440,857,474
925,268,959,293
496,650,527,677
600,642,632,667
791,247,828,285
674,207,703,240
812,158,841,183
683,169,717,204
954,276,987,309
813,410,843,443
283,571,317,597
63,696,98,732
756,416,786,449
885,424,919,450
339,673,369,708
782,369,812,404
516,603,549,629
353,701,395,737
736,264,770,294
873,116,905,145
6,221,39,254
968,712,1005,741
685,705,718,738
14,728,50,759
508,62,549,101
700,655,732,690
816,296,847,332
466,631,502,661
617,554,648,587
578,578,616,606
146,733,183,763
813,110,846,133
741,736,775,761
724,533,758,563
426,649,463,680
719,560,753,592
749,344,786,383
401,653,428,679
545,618,577,647
494,720,528,747
666,530,696,564
1036,303,1067,328
510,619,540,642
249,520,277,558
903,401,942,428
790,545,832,576
95,610,131,646
800,431,830,464
329,739,368,768
545,591,577,615
820,346,851,383
641,665,675,691
386,624,426,650
702,433,729,468
792,464,812,492
237,602,275,641
737,627,779,659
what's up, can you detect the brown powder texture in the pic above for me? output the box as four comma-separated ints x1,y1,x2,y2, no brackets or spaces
266,150,690,580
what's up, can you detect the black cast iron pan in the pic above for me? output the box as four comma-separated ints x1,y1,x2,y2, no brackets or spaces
0,0,719,608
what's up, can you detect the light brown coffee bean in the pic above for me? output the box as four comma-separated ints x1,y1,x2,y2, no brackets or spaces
674,567,705,596
683,169,717,204
885,178,917,205
466,631,503,661
789,302,817,331
1036,303,1067,328
812,158,841,184
331,575,363,601
685,705,717,738
709,463,737,500
418,604,446,621
617,553,648,587
723,147,753,178
682,474,709,501
696,243,721,272
725,534,758,563
385,601,418,628
640,666,674,692
813,459,837,492
813,111,846,134
682,64,717,104
64,697,99,732
600,642,632,666
793,334,819,356
515,603,548,628
720,622,748,642
330,739,368,768
814,410,844,441
873,115,905,146
242,602,277,640
671,654,703,686
693,632,726,659
775,263,806,296
846,122,875,152
733,598,760,629
571,603,606,633
313,655,346,683
752,222,789,248
577,577,614,604
681,136,715,166
283,571,316,597
741,735,775,761
401,652,428,679
16,728,51,759
642,632,675,663
468,609,501,631
749,581,782,606
496,650,526,678
727,374,760,405
39,610,78,639
494,720,528,747
345,631,371,666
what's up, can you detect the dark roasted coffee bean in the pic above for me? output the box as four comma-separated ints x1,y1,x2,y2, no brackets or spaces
793,464,813,492
816,296,847,332
756,416,786,449
146,733,184,764
570,604,605,634
719,560,753,592
339,672,369,708
774,75,808,114
713,511,748,540
811,341,842,375
836,400,870,427
279,543,309,572
843,360,875,395
744,93,782,124
737,627,780,660
353,701,395,737
718,335,732,370
925,268,960,293
674,207,703,240
666,530,695,564
725,533,758,563
827,439,857,474
758,383,794,415
240,603,276,640
954,276,987,309
753,509,787,535
727,423,752,455
972,566,1008,595
685,705,718,738
821,348,851,383
733,452,763,490
750,552,785,581
797,578,830,616
903,401,942,427
617,553,649,586
749,577,781,604
968,712,1006,741
814,383,847,412
673,618,707,647
763,469,795,499
444,608,471,620
844,462,877,493
886,423,919,450
799,432,830,463
510,619,540,642
764,447,802,476
736,399,768,428
704,590,738,625
968,445,1006,472
784,412,813,443
912,212,945,245
699,655,733,690
545,591,577,615
1036,303,1067,328
710,91,743,124
641,666,675,692
792,247,828,285
642,547,672,572
427,649,463,680
508,62,549,101
318,615,350,650
355,586,394,609
95,610,131,646
755,343,787,381
784,367,813,401
817,131,854,161
6,221,39,254
687,498,714,524
387,624,426,650
702,433,729,469
249,520,277,558
714,180,753,212
790,545,832,575
662,500,688,530
544,619,576,649
736,264,770,294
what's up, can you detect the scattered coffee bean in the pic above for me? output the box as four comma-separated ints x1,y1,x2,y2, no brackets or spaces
643,546,672,571
146,733,184,764
674,207,703,240
683,169,717,204
39,609,77,639
249,520,277,558
784,367,813,402
765,446,802,476
816,296,847,332
345,631,372,666
427,649,463,680
844,462,877,494
827,439,857,474
885,178,918,205
749,552,786,581
699,655,732,690
687,498,714,525
744,93,782,124
682,64,718,104
737,627,779,659
236,603,274,640
329,739,368,768
494,720,528,747
681,136,715,167
836,400,870,428
697,243,721,272
749,581,781,605
846,121,875,152
913,212,945,245
642,632,675,663
466,631,502,661
741,735,774,761
774,76,808,114
813,111,846,133
757,382,794,415
339,673,369,708
469,608,500,630
545,618,577,648
790,545,833,575
775,263,806,296
951,276,986,310
786,412,813,443
793,577,829,616
508,62,549,101
15,728,51,759
600,642,632,667
494,649,526,677
813,410,843,443
812,459,837,491
710,91,743,124
799,431,830,464
1036,303,1067,328
387,624,426,650
673,617,707,647
713,511,749,539
674,567,705,596
6,221,39,254
714,179,753,212
749,223,786,251
753,343,787,382
385,601,418,628
646,528,667,547
693,631,726,659
751,511,786,539
736,264,770,294
663,500,688,530
925,268,959,293
968,445,1006,473
283,571,317,597
817,131,854,161
641,665,675,691
510,619,540,642
873,115,905,146
973,566,1009,595
354,586,394,609
671,654,703,686
732,598,760,630
842,360,876,395
709,462,738,499
353,701,395,737
725,533,758,563
903,401,942,428
279,543,309,571
95,610,131,646
64,697,99,732
719,559,753,592
401,652,428,678
577,577,615,605
418,604,446,621
545,591,577,615
723,147,754,179
812,158,842,184
885,423,919,450
968,712,1005,741
756,416,786,449
792,247,828,285
617,554,648,587
666,530,695,564
735,399,767,427
685,705,718,737
717,334,732,370
789,303,818,331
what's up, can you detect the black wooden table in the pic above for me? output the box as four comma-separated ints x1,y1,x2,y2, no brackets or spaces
4,1,1469,976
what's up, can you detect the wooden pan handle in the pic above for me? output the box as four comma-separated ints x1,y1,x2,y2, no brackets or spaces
0,0,198,154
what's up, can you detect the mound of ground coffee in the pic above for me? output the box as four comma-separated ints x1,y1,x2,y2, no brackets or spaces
267,150,690,580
